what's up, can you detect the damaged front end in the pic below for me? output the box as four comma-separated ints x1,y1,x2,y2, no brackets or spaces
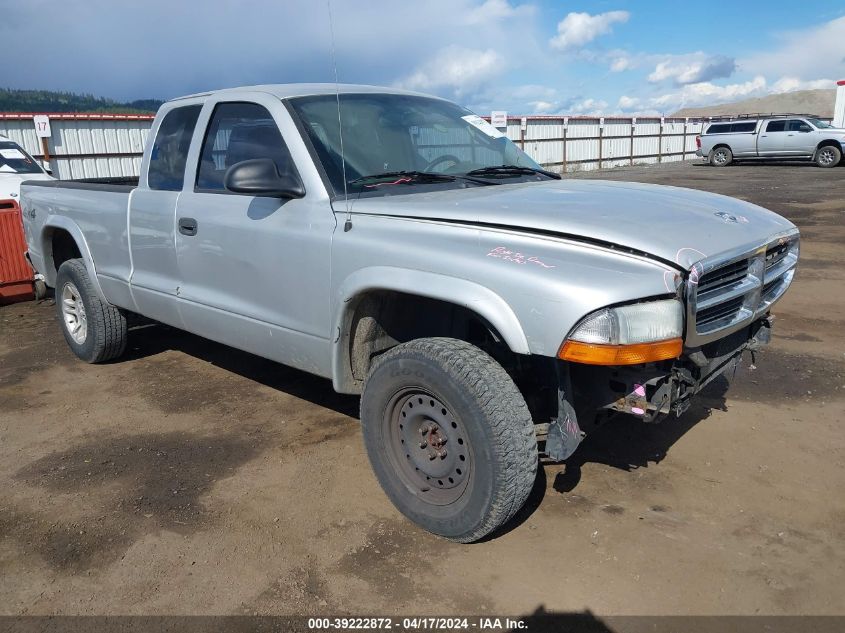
544,316,772,461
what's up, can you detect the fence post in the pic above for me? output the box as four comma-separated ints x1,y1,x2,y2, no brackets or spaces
629,117,635,166
598,117,604,170
658,117,664,163
562,117,568,173
520,117,527,151
681,117,688,161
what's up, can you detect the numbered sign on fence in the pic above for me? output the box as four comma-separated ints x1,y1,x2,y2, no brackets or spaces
33,115,52,138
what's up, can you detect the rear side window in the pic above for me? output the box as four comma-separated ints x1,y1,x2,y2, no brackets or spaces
196,102,296,192
766,121,786,132
731,122,756,133
148,105,202,191
706,123,730,134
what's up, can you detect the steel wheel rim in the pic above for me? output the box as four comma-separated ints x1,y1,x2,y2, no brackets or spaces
819,148,835,166
61,282,87,344
384,388,472,506
714,149,728,164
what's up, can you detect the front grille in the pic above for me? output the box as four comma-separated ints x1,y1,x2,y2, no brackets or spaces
688,234,798,345
765,243,789,271
698,259,749,294
697,296,744,327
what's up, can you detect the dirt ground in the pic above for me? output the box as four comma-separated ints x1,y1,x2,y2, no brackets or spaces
1,160,843,618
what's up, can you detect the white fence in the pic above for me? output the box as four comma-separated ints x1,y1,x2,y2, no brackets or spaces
0,113,153,180
491,116,706,172
1,112,708,180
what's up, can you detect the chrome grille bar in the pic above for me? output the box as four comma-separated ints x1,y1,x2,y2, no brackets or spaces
685,231,799,347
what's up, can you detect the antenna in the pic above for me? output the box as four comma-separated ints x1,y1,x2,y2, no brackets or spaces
326,0,352,231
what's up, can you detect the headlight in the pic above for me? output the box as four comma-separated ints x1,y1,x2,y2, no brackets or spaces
558,299,683,365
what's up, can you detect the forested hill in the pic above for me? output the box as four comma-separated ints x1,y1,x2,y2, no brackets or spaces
0,88,163,114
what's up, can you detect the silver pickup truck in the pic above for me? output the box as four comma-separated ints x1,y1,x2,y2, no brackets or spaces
21,84,799,542
697,115,845,167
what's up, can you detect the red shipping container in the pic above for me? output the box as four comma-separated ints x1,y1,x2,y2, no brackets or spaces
0,199,35,304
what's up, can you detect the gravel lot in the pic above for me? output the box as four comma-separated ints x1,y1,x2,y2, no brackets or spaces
1,160,843,618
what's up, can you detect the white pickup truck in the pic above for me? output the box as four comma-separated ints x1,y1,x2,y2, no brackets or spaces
21,84,799,542
697,115,845,167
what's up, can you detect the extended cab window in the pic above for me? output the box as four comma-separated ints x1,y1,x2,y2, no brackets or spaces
196,102,295,192
148,105,202,191
766,121,786,132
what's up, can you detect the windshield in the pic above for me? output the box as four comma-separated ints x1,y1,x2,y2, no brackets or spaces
0,141,44,175
808,118,833,129
288,94,544,196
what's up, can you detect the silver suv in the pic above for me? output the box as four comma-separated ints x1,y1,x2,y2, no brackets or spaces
696,114,845,167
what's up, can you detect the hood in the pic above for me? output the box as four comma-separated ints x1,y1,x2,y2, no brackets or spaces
0,173,53,201
350,179,796,269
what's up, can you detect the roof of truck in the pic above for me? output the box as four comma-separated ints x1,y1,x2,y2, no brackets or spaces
170,83,434,102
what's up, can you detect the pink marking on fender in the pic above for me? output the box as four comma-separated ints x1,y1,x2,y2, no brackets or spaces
631,407,645,415
633,384,646,397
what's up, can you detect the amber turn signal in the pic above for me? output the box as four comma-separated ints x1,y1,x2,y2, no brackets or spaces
558,338,683,365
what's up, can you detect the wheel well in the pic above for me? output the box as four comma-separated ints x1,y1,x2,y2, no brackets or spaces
345,290,512,384
816,139,841,151
342,289,559,420
47,228,82,277
712,143,731,151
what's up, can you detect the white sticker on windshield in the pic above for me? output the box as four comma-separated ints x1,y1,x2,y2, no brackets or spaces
462,115,506,138
0,148,27,160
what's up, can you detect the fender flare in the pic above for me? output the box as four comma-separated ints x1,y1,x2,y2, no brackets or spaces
40,216,107,301
331,266,531,393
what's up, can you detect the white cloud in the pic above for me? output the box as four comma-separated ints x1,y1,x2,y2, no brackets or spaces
770,77,836,93
549,10,629,51
570,98,609,115
395,46,505,97
740,16,845,81
648,76,767,112
610,56,632,72
617,95,640,110
648,53,736,85
530,100,557,113
465,0,534,24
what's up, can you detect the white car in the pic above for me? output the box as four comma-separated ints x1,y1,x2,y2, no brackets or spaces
0,134,53,200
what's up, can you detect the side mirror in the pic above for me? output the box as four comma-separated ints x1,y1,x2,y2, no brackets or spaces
223,158,305,198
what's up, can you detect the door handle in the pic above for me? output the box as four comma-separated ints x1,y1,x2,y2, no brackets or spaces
178,217,198,236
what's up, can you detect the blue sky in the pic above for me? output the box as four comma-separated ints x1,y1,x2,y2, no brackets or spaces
2,0,844,115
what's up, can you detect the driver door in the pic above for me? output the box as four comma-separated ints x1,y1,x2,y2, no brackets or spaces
782,119,815,156
173,95,335,374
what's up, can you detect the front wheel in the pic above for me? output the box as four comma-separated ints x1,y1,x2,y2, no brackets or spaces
815,145,841,168
360,338,538,542
709,146,733,166
55,259,127,363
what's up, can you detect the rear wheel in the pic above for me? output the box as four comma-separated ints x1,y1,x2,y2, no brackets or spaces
56,259,127,363
709,146,733,166
360,338,537,543
815,145,841,168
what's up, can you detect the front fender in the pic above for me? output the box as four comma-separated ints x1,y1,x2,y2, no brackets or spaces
40,215,107,301
331,266,530,393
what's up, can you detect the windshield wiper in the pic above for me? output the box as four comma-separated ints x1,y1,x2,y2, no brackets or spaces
349,170,498,187
465,165,561,180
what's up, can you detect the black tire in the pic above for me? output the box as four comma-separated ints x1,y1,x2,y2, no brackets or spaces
55,258,127,363
360,338,537,542
815,145,841,168
709,146,733,166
